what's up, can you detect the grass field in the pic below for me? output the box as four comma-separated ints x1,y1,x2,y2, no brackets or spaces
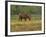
10,15,42,32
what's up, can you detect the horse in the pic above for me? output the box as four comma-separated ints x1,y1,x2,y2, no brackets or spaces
19,12,31,21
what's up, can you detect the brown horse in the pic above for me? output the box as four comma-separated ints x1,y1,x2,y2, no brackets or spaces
19,12,31,21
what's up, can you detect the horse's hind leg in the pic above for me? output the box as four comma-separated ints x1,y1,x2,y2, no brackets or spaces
25,18,26,21
19,17,22,21
21,17,22,21
29,18,31,21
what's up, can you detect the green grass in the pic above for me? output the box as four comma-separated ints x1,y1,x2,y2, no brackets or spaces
10,15,42,32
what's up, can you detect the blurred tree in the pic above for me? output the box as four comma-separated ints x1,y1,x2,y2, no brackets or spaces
11,5,42,15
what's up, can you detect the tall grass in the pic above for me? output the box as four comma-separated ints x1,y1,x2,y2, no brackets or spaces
10,15,42,32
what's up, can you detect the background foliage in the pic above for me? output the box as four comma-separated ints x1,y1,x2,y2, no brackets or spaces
10,5,42,15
